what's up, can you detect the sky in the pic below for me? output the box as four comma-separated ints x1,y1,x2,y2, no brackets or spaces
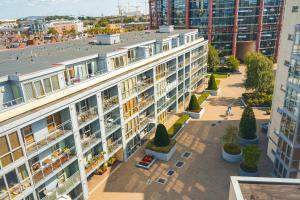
0,0,148,19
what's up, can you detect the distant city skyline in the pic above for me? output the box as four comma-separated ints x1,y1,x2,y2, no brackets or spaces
0,0,148,19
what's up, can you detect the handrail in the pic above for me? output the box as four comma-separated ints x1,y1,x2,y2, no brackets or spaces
103,96,119,112
1,97,24,111
77,106,98,124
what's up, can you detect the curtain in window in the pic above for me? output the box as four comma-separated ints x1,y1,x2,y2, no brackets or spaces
23,82,35,100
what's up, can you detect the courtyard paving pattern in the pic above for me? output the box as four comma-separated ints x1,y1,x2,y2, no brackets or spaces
88,67,273,200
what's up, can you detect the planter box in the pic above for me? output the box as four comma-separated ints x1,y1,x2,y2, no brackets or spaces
185,108,205,119
145,145,176,161
239,136,259,145
239,166,258,177
222,148,242,163
205,88,221,96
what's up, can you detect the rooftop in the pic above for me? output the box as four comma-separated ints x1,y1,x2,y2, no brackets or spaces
0,29,196,77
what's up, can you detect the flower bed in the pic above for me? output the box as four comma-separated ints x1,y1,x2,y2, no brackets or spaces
242,92,272,107
136,155,156,169
168,114,190,138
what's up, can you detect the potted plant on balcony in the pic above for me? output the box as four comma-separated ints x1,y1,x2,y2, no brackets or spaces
185,94,205,119
97,163,108,175
239,106,258,145
63,147,70,154
206,74,220,96
107,156,117,166
239,145,261,176
221,125,242,162
145,124,176,161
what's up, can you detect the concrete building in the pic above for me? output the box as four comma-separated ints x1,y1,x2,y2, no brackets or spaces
47,20,84,34
0,28,208,200
149,0,284,60
0,19,18,29
267,0,300,178
228,176,300,200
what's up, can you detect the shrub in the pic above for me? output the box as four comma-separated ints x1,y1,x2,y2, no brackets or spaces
223,143,241,155
197,92,210,105
207,74,218,90
188,94,201,112
168,114,190,137
239,106,257,140
226,55,240,71
241,145,261,172
97,163,108,175
208,44,220,70
146,139,176,153
153,124,170,147
242,92,272,107
107,157,116,166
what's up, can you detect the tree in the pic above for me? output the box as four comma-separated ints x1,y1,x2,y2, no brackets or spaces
226,55,240,71
153,124,170,147
188,94,200,111
241,145,261,172
47,27,58,35
239,106,257,140
207,74,218,90
222,125,239,144
97,18,109,27
244,52,274,94
208,44,220,71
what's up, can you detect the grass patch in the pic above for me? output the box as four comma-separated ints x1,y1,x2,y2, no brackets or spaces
146,139,176,153
197,92,210,105
168,114,190,138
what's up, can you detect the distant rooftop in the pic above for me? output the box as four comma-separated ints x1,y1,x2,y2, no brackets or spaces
0,29,197,78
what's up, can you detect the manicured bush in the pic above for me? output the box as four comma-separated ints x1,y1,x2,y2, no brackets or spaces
223,143,241,155
242,92,272,107
168,114,190,137
153,124,170,147
188,94,201,112
241,145,261,172
239,106,257,140
207,74,218,90
197,92,210,105
226,55,240,71
222,125,241,155
146,139,176,153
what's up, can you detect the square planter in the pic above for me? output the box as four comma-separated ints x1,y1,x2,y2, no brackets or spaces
145,145,176,161
185,108,205,119
205,88,221,96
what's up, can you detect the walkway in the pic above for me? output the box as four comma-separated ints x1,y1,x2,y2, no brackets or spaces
88,66,273,200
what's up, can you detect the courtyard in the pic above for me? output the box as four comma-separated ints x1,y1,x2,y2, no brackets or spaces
88,66,273,200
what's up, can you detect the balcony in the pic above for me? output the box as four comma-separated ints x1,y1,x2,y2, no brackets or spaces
77,106,98,126
166,81,177,92
1,97,24,111
166,65,176,77
139,112,155,129
137,77,154,93
7,178,31,200
178,75,184,83
125,126,139,140
107,138,122,154
81,131,101,152
157,95,176,113
102,96,119,112
138,95,154,111
31,147,76,184
123,107,139,120
105,118,121,136
41,171,81,200
178,61,184,69
85,154,105,174
178,88,184,96
25,121,72,156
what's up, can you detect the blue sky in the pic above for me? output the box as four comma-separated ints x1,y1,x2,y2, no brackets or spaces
0,0,148,19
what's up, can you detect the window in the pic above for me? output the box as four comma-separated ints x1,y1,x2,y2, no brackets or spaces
21,125,34,145
51,75,60,91
288,34,294,41
292,6,299,13
43,78,52,93
34,80,45,97
23,82,35,101
0,132,23,168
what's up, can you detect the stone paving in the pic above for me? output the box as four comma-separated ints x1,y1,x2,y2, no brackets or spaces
88,66,273,200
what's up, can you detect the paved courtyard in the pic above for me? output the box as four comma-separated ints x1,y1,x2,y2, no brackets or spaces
88,66,273,200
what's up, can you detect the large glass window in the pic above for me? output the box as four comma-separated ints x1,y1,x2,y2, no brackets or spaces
0,132,23,168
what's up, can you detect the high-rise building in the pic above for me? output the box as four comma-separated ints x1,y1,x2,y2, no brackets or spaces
0,27,208,200
267,0,300,178
149,0,284,60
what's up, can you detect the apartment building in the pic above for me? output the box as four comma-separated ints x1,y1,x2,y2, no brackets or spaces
0,26,208,200
267,0,300,178
149,0,284,60
47,20,84,34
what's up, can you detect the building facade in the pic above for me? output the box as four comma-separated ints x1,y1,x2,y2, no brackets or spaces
47,20,84,34
0,28,208,200
149,0,284,60
267,0,300,178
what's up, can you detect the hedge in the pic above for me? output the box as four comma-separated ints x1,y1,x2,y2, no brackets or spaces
197,92,210,105
168,114,190,138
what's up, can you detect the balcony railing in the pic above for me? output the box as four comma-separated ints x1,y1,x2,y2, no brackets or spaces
8,177,31,199
178,88,184,96
85,154,105,174
122,87,137,100
157,95,176,113
25,120,72,156
41,171,81,200
31,147,76,184
138,95,154,111
166,81,177,92
178,75,184,83
107,137,122,154
178,61,184,69
105,118,121,135
123,107,139,120
102,96,119,112
137,77,154,93
125,126,139,140
166,66,176,77
1,97,24,111
139,112,155,129
77,106,98,125
81,131,101,151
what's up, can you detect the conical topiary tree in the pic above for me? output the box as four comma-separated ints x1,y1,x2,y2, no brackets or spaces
239,106,257,139
207,74,218,90
188,94,200,111
154,124,170,147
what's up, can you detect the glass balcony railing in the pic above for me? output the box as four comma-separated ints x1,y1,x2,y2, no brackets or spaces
105,118,121,136
137,77,154,93
107,137,122,154
166,81,177,92
157,95,176,113
139,112,155,129
8,177,31,200
138,95,154,111
41,171,81,200
1,97,24,111
85,154,105,174
81,131,101,151
77,106,98,125
166,66,176,77
31,147,76,184
25,120,72,156
102,96,119,112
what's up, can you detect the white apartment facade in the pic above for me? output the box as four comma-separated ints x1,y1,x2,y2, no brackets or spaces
0,28,208,200
268,0,300,178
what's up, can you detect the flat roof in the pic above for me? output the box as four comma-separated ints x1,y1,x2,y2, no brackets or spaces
0,29,196,77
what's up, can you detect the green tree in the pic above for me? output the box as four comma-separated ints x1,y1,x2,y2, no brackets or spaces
239,106,257,140
244,52,274,94
188,94,200,111
207,74,218,90
241,145,261,171
153,124,170,147
208,44,220,71
97,18,109,27
47,27,59,35
226,55,240,71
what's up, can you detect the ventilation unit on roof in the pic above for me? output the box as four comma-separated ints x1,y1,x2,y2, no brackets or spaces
96,34,120,45
159,25,174,33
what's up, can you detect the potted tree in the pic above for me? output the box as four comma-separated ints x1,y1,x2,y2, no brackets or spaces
239,106,258,145
221,125,242,162
185,94,205,119
206,74,220,96
145,124,176,161
239,145,261,176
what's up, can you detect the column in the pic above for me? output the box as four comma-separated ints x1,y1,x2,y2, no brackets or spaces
149,0,153,30
117,84,127,161
185,0,189,29
256,0,264,52
167,0,171,25
207,0,213,43
275,0,286,61
232,0,240,56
